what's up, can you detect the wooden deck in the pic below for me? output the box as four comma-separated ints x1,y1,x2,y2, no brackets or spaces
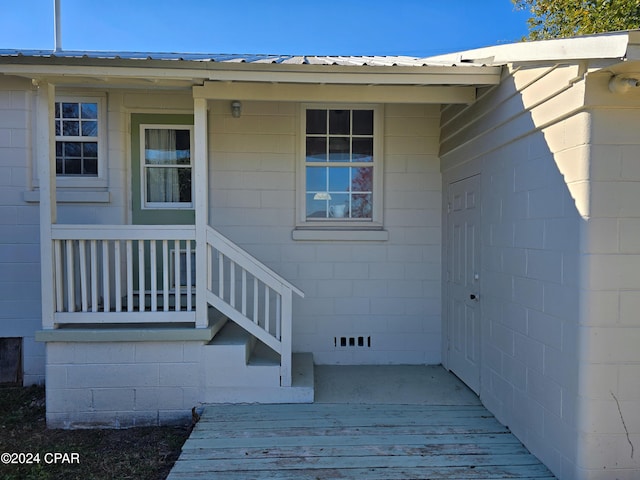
167,402,556,479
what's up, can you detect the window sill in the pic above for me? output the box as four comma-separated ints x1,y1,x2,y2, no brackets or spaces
292,228,389,242
24,190,111,204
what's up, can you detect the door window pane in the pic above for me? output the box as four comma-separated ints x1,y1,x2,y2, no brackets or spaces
143,127,193,206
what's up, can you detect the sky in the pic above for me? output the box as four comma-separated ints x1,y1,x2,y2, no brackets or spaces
0,0,531,57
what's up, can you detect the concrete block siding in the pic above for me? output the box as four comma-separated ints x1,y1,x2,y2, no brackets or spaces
45,342,203,428
209,101,443,365
441,63,640,479
441,65,584,478
0,78,44,385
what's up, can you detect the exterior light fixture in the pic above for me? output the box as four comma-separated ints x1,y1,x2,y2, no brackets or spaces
609,75,640,94
231,100,242,118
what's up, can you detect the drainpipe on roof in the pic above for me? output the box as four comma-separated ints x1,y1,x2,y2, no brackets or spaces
54,0,62,52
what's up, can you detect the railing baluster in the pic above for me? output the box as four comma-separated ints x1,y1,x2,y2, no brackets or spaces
186,241,192,311
230,260,236,308
218,251,224,299
102,240,110,312
241,269,247,316
253,277,259,324
114,240,122,312
150,240,157,312
206,244,212,292
90,240,98,312
174,240,181,312
54,240,63,312
138,240,145,312
264,284,270,334
126,240,134,312
79,240,88,312
65,240,75,312
276,294,281,340
163,240,169,312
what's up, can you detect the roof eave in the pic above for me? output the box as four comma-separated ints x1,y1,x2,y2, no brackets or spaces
0,54,502,88
423,30,636,66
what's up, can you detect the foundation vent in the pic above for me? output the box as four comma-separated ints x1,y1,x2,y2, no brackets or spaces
334,336,371,348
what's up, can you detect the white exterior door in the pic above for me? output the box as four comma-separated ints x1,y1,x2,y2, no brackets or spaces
446,174,481,394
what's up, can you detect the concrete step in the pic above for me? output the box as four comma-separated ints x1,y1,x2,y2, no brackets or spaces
249,340,280,366
203,352,314,403
202,315,314,402
204,321,255,366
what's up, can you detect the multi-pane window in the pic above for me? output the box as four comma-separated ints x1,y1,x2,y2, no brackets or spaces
142,126,193,208
304,108,376,221
55,101,99,176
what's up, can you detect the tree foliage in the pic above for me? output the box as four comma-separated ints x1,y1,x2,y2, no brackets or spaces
513,0,640,40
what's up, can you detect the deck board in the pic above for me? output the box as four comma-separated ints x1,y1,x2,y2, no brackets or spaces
167,403,556,479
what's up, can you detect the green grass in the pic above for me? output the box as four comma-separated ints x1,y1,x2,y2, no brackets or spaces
0,386,190,480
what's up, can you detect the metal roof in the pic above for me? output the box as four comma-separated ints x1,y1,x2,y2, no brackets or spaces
0,49,489,68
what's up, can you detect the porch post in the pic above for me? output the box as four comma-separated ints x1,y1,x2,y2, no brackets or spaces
194,97,209,328
37,81,57,329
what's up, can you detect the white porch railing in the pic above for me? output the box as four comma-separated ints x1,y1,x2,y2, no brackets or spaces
51,225,196,324
205,226,304,387
48,223,304,387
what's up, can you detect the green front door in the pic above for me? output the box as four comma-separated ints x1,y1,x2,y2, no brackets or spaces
131,113,195,225
130,114,196,305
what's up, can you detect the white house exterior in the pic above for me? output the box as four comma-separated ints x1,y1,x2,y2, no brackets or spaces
1,31,640,480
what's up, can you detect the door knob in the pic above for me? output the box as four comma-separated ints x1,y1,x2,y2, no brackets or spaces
469,294,478,300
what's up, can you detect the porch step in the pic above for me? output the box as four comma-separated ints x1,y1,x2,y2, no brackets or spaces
203,352,314,404
249,340,280,366
202,320,314,403
206,321,255,365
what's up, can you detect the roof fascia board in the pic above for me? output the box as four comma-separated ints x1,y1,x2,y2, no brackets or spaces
193,81,476,104
0,59,500,86
424,31,631,65
206,69,500,85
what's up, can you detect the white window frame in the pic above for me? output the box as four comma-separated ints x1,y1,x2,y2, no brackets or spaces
54,94,107,189
296,104,384,230
140,124,195,210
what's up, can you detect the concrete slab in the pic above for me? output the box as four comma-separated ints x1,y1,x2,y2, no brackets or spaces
314,365,481,405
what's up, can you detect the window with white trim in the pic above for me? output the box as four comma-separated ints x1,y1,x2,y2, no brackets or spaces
141,125,194,209
55,98,102,178
299,105,383,227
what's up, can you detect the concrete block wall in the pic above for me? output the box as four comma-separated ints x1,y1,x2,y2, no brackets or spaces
45,341,204,428
440,64,588,479
0,77,44,385
209,101,442,365
570,72,640,479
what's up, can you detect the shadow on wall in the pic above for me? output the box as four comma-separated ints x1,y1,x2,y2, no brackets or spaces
439,63,640,479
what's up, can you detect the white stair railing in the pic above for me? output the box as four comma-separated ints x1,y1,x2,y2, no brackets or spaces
205,226,304,387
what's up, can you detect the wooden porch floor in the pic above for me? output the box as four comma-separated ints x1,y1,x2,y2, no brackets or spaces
167,367,556,480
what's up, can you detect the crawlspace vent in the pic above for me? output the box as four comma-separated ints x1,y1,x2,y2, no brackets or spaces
334,336,371,348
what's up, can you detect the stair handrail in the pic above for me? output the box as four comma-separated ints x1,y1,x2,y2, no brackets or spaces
205,226,304,298
205,226,303,387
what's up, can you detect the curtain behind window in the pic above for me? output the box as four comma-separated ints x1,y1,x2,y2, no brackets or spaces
145,129,180,203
